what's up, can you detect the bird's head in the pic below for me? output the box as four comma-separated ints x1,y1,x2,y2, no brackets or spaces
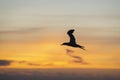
67,29,75,34
70,29,75,32
61,42,69,45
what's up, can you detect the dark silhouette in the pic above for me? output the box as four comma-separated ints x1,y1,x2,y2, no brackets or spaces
62,29,86,50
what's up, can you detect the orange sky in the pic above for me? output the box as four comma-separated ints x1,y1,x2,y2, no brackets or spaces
0,27,120,69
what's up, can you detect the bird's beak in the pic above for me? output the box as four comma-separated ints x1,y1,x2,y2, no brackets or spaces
61,43,64,45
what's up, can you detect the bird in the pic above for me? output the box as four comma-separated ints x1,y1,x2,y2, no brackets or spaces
61,29,86,50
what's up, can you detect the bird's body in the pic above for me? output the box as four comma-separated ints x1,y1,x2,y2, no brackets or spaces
62,29,86,50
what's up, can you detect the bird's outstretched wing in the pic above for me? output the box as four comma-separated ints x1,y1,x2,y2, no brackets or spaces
67,29,76,44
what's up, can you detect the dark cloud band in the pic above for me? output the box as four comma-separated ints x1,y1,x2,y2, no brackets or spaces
0,60,13,66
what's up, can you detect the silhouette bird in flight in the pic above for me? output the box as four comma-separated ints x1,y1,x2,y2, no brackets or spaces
62,29,86,50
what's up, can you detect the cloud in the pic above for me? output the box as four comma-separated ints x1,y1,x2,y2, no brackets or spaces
14,61,41,66
0,60,13,66
66,49,88,64
15,60,54,66
0,27,46,43
0,60,42,67
0,59,54,67
27,63,54,66
27,63,41,66
0,27,45,35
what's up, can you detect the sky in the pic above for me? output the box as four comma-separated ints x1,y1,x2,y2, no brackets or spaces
0,0,120,69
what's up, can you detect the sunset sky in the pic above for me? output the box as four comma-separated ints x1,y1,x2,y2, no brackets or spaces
0,0,120,69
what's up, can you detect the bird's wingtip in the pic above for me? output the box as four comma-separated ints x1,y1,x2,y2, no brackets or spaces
70,29,75,31
67,29,75,34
